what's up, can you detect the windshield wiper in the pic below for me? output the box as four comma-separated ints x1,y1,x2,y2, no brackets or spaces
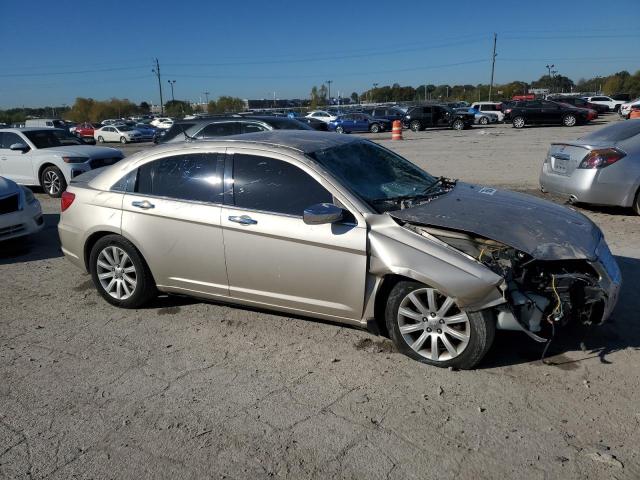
370,177,457,209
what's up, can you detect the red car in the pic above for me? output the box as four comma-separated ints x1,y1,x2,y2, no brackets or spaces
74,122,98,139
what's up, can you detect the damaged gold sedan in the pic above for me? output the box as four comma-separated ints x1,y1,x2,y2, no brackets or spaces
58,131,621,369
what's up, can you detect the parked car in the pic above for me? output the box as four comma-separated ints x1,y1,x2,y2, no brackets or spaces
584,96,626,112
156,119,174,130
24,119,67,129
157,116,313,144
132,123,158,141
52,128,96,146
362,106,406,124
74,122,99,140
58,130,620,369
540,120,640,214
328,113,391,134
305,110,337,123
403,105,474,131
294,117,329,131
619,98,640,119
611,93,631,102
547,96,608,115
94,125,143,144
100,119,121,126
0,176,44,241
555,102,597,122
470,102,505,122
506,100,590,128
0,128,123,197
151,117,173,127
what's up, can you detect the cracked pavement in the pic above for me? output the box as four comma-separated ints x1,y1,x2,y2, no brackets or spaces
1,116,639,479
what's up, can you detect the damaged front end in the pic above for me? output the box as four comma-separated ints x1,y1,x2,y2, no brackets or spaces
404,224,621,341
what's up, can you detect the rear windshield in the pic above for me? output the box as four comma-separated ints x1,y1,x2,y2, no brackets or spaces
263,118,312,130
580,121,640,143
159,123,196,143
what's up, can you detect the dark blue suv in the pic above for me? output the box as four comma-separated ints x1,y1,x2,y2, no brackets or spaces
327,113,391,134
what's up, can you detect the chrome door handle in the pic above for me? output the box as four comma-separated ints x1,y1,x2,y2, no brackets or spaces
228,215,257,225
132,200,155,209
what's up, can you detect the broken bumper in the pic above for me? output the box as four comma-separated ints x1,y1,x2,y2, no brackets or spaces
591,238,622,323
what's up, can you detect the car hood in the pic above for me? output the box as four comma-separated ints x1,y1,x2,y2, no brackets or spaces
0,176,20,195
389,182,602,261
36,146,124,159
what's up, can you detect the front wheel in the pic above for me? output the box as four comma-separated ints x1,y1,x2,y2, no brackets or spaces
451,119,464,130
369,123,380,133
97,136,104,143
633,188,640,216
562,114,577,127
385,281,495,369
120,136,128,144
409,120,422,132
89,235,157,308
512,116,526,129
335,126,345,134
41,166,67,198
479,116,489,125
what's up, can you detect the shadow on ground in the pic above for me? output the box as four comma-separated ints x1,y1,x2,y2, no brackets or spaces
0,213,62,264
481,255,640,369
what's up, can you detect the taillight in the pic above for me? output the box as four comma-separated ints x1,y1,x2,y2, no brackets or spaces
578,148,626,169
505,108,512,114
61,191,75,212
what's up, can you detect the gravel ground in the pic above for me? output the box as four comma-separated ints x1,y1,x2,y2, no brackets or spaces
1,115,639,479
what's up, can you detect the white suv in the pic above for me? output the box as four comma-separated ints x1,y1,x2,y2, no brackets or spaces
0,128,123,197
584,96,626,112
471,102,505,122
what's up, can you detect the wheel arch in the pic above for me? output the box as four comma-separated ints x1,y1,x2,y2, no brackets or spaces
37,162,59,183
83,230,154,282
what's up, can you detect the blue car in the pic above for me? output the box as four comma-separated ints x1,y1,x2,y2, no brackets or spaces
328,113,391,134
133,123,158,141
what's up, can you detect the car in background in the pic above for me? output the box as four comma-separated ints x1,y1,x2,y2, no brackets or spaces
540,119,640,214
619,98,640,119
470,102,505,122
151,117,172,127
327,113,391,134
295,117,329,131
100,119,121,126
132,123,157,141
506,100,590,128
157,116,313,144
305,110,337,123
94,125,143,144
584,96,626,112
155,119,174,130
0,176,44,242
52,128,96,146
0,128,123,197
403,105,474,131
362,106,406,124
58,131,620,370
547,96,608,115
468,109,499,125
74,122,100,140
611,93,631,103
24,119,67,129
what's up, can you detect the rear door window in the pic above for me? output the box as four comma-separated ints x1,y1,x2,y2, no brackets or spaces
197,122,240,138
136,153,223,203
232,154,332,216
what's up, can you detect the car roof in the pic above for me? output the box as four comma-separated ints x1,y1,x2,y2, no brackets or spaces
0,127,63,132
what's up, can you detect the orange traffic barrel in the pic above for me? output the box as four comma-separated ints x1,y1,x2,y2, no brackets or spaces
391,120,403,140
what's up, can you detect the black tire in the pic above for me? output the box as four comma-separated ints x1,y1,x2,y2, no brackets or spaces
512,116,526,129
89,234,157,308
370,123,380,133
409,120,422,132
451,119,464,130
120,136,128,144
562,114,577,127
335,126,345,134
479,116,489,125
384,281,495,369
633,188,640,216
97,136,104,143
40,166,67,198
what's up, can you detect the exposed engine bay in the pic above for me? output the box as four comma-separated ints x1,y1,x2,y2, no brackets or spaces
405,224,607,340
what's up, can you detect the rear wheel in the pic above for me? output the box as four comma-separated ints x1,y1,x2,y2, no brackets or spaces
452,119,464,130
562,114,577,127
90,235,157,308
120,136,128,144
385,281,495,369
97,136,104,143
40,166,67,198
512,116,525,128
479,116,489,125
410,120,422,132
633,188,640,215
370,123,381,133
335,126,344,134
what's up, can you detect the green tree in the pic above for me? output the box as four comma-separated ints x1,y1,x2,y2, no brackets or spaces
350,92,359,104
207,96,245,114
165,100,193,117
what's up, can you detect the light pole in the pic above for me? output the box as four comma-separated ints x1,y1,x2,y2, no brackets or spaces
372,83,378,103
203,91,210,105
326,80,333,105
551,70,558,93
167,80,176,102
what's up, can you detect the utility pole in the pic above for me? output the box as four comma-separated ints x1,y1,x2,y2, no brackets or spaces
488,33,497,101
203,91,210,104
424,83,427,102
326,80,333,104
152,58,164,115
167,80,176,102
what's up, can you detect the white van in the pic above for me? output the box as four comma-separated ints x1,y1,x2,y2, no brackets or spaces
471,102,505,122
25,118,67,128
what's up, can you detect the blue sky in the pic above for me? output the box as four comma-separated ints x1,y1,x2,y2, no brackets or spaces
1,0,639,108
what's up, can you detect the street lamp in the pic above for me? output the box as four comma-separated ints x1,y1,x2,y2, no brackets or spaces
326,80,333,105
167,80,176,102
372,83,378,103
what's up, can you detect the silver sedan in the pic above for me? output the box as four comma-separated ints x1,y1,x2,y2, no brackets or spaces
58,131,620,369
540,119,640,214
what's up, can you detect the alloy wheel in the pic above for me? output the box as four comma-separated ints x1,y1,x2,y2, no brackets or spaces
513,117,525,128
563,115,576,127
43,170,61,196
397,287,470,362
96,246,137,300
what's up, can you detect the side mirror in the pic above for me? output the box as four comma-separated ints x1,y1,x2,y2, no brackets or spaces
9,143,29,152
303,203,343,225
